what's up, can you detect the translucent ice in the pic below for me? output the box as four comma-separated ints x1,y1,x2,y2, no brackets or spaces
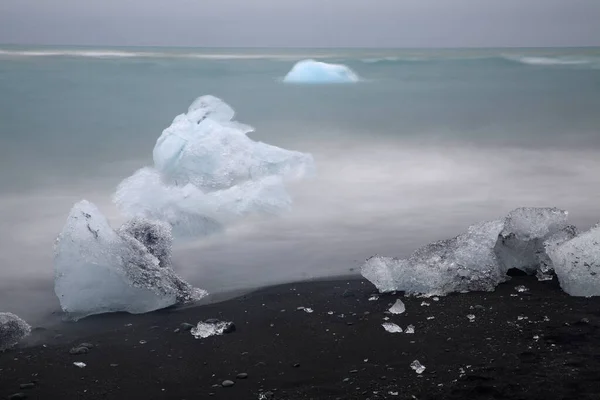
382,322,403,333
494,207,572,275
0,312,31,351
115,95,315,237
362,220,505,296
549,224,600,296
283,60,360,84
54,201,206,320
191,320,234,339
410,360,426,374
389,299,406,314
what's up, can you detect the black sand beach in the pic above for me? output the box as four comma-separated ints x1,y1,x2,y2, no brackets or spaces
2,275,600,400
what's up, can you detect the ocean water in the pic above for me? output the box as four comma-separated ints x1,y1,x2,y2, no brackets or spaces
1,46,600,324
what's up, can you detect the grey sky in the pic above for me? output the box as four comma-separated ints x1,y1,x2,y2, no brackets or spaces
1,0,599,47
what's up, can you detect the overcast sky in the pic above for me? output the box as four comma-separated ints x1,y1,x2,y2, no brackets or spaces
1,0,599,48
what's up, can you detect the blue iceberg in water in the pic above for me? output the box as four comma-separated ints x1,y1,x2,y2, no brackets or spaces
114,95,315,238
283,59,359,84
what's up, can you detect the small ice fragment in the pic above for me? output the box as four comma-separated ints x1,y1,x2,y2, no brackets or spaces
543,316,550,322
421,301,430,307
427,316,435,320
389,299,406,314
383,317,390,321
327,311,334,315
382,323,403,333
533,335,540,340
517,315,525,321
433,297,440,302
297,307,313,313
467,314,476,322
515,285,529,293
410,360,426,374
139,340,147,345
73,362,86,368
405,324,415,334
389,392,399,396
368,295,379,301
191,320,233,339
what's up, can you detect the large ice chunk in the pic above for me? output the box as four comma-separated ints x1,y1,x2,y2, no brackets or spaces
283,59,360,84
115,95,315,238
494,207,572,276
548,224,600,296
0,312,31,351
362,220,505,296
114,168,293,238
153,95,314,190
54,201,206,320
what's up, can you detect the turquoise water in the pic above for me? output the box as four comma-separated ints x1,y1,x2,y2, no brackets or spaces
1,46,600,322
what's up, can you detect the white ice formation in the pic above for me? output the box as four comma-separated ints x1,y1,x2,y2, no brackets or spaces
0,312,31,351
362,219,505,296
54,201,206,320
362,207,592,297
549,224,600,296
114,95,315,238
283,59,360,84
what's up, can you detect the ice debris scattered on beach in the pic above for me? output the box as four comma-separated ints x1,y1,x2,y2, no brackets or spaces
362,207,594,297
283,59,360,84
0,313,31,351
54,201,206,320
114,95,315,238
191,319,235,339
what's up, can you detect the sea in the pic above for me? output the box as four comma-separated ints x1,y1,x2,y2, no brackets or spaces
1,46,599,324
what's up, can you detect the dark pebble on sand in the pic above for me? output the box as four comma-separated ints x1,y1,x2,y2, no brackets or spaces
222,380,235,387
180,323,195,331
69,347,89,355
19,383,35,389
293,363,300,368
79,343,94,349
236,373,248,379
223,322,236,334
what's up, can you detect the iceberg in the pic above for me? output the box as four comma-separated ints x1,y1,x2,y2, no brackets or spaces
54,200,206,320
549,224,600,296
114,95,315,237
494,207,572,276
283,59,360,84
362,220,505,296
0,312,31,351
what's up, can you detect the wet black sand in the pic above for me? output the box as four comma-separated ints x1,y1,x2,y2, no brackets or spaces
2,275,600,399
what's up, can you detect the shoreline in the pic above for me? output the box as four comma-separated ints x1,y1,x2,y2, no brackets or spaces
3,275,600,399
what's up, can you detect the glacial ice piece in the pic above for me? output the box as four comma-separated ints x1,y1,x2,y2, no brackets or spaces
114,168,292,238
410,360,426,374
537,225,579,280
382,322,403,333
153,95,314,190
549,224,600,296
362,220,505,296
389,299,406,315
115,95,315,238
0,313,31,351
191,320,235,339
494,207,572,277
405,324,415,334
54,201,206,320
283,59,360,84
